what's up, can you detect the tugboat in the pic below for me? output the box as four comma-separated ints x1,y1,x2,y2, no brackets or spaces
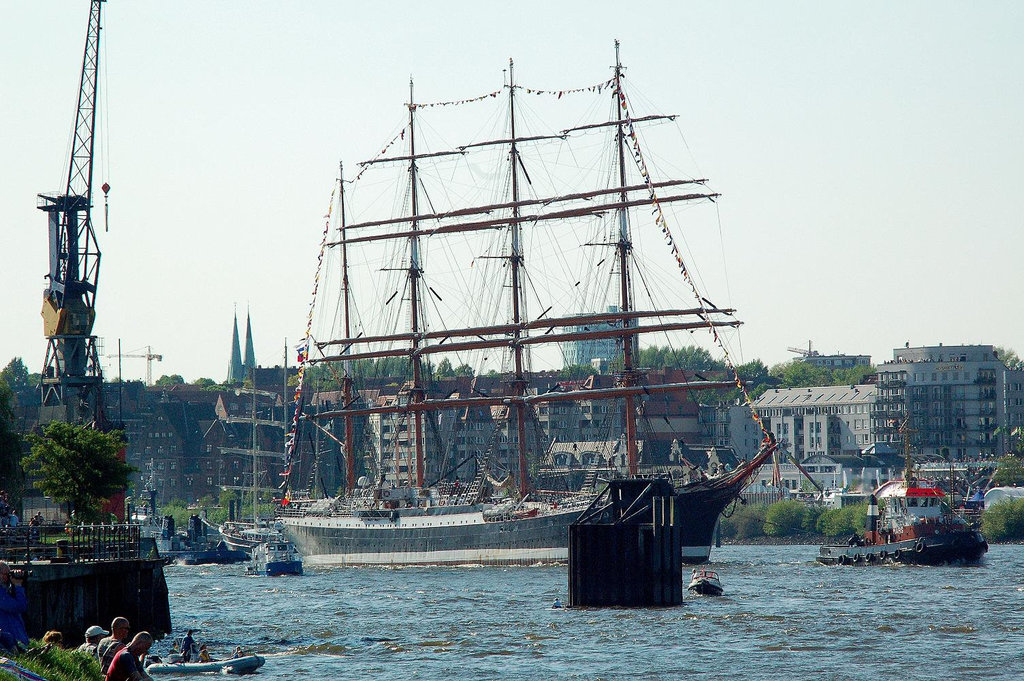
818,422,987,566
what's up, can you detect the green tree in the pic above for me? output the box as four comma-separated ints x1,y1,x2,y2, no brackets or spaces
770,361,830,388
994,346,1023,370
981,498,1024,541
154,374,185,386
1,358,31,395
435,358,455,378
23,422,134,522
454,363,474,377
0,378,24,501
763,500,807,536
191,377,218,389
992,455,1024,486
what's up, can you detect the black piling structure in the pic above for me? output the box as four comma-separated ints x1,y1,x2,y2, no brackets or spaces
569,478,682,607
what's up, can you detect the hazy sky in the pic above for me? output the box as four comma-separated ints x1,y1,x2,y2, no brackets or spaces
2,1,1022,383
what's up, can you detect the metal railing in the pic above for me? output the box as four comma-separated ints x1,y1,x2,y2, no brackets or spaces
0,524,141,564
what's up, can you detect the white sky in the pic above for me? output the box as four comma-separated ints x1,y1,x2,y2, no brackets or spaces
2,1,1022,383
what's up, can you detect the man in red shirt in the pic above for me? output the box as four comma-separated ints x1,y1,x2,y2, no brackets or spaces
105,632,154,681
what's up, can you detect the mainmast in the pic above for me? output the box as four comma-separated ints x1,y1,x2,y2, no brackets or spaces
407,79,426,488
339,162,356,494
507,59,530,496
613,40,640,476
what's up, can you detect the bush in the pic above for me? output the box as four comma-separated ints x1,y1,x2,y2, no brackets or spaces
763,500,807,537
981,498,1024,541
816,503,867,538
720,504,767,540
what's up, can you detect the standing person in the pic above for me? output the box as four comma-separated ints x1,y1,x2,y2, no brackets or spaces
97,617,131,674
78,625,108,656
180,629,198,662
104,632,154,681
0,561,28,651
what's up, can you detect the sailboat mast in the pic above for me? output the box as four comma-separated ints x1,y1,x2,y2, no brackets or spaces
613,40,640,476
508,59,530,496
250,366,258,525
407,79,426,488
339,162,357,493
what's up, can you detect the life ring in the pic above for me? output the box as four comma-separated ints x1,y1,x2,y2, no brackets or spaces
915,540,925,553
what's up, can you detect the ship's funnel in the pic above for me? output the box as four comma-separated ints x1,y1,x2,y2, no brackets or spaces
866,493,878,534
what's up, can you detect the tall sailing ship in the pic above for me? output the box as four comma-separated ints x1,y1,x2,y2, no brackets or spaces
277,44,775,566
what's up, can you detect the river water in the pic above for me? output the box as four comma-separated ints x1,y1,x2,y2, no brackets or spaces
163,544,1023,680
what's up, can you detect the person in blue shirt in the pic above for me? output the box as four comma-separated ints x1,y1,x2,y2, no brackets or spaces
180,630,198,663
0,562,28,652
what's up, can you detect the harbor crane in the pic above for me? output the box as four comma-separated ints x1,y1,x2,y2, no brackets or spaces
36,0,108,424
104,346,163,386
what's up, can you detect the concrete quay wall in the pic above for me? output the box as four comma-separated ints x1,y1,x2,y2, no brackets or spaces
21,558,171,644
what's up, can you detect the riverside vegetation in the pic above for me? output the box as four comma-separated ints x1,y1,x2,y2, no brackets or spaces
720,498,1024,543
8,642,103,681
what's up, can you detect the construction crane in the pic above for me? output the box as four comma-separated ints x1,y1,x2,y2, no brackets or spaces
36,0,107,425
787,340,819,359
104,346,163,386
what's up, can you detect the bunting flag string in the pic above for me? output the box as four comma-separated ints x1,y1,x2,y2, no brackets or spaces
282,185,338,489
613,77,769,440
349,128,408,183
413,89,502,109
519,77,615,98
411,77,615,110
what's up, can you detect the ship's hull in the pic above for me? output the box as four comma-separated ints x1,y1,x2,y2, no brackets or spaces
281,505,580,566
281,472,754,567
816,529,988,566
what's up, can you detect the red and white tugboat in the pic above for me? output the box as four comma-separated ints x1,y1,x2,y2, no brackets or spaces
818,424,987,566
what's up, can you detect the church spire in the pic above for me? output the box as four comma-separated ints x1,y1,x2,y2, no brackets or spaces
243,310,256,374
227,309,244,384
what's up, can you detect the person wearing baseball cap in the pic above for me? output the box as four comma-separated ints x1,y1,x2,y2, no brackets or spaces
78,625,108,656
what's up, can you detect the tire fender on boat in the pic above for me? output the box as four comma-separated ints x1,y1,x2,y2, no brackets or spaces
854,554,865,564
866,553,877,563
915,540,925,553
892,549,902,561
879,550,888,560
837,554,848,565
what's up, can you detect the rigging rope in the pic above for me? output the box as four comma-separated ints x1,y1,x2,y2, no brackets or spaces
613,79,769,443
283,185,338,493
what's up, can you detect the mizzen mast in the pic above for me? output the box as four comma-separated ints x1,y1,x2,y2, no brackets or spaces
407,79,427,488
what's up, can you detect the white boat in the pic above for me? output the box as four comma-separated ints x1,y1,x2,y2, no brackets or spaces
247,534,303,576
145,654,265,675
687,569,723,596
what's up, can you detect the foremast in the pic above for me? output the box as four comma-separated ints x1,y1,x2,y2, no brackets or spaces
338,162,357,494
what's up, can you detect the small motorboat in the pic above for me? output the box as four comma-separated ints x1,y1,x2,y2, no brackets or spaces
687,569,723,596
145,654,265,675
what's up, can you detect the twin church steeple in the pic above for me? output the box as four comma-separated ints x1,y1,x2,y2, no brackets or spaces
226,308,256,384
